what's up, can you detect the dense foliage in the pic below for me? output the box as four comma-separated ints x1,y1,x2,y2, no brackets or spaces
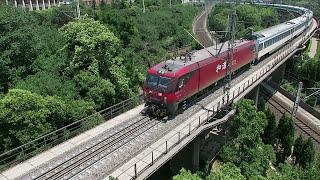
0,1,201,153
208,3,279,39
174,99,319,180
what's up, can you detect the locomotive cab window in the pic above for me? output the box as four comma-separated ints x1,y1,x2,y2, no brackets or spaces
147,75,159,86
158,77,171,89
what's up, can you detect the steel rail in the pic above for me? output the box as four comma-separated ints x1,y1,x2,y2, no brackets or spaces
34,116,158,180
261,89,320,145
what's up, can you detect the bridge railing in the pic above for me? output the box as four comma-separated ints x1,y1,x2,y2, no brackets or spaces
0,94,144,171
120,18,318,180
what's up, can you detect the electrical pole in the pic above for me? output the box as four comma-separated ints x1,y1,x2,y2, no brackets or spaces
76,0,81,19
292,82,303,121
143,0,145,13
222,10,236,109
170,0,171,8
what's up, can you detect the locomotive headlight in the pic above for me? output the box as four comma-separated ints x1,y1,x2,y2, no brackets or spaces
149,90,153,94
164,97,167,103
158,93,162,96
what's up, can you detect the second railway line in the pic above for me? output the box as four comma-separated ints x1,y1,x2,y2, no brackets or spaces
261,87,320,150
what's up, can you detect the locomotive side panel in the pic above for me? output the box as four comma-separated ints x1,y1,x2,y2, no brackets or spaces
198,57,226,91
197,41,256,92
232,41,257,71
173,69,200,103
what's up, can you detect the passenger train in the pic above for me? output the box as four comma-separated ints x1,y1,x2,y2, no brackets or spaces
143,4,313,116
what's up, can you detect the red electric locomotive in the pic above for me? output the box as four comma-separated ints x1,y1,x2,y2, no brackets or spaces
144,40,256,116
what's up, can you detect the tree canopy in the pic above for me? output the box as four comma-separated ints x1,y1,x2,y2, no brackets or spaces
208,3,279,38
276,113,295,164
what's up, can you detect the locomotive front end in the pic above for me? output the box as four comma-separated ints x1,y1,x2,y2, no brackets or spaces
144,72,177,116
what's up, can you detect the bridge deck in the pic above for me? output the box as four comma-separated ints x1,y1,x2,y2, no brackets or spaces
0,105,145,180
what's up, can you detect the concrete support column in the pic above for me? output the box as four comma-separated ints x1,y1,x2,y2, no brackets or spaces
5,0,8,5
272,62,286,84
53,0,56,7
14,0,17,7
281,62,286,82
36,0,39,10
192,137,200,171
254,85,260,107
41,0,45,9
29,0,33,10
48,0,51,8
58,0,60,7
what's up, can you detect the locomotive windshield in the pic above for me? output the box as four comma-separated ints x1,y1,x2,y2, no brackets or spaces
158,77,171,89
147,75,159,86
146,74,171,89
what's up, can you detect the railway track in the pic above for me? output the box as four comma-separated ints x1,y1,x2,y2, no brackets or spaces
34,116,159,180
194,5,214,47
261,89,320,147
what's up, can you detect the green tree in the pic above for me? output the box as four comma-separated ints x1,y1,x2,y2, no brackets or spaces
262,108,277,146
300,138,315,168
59,16,133,100
235,5,262,28
268,163,301,180
59,16,120,75
0,89,95,151
74,71,116,109
257,98,266,112
276,113,295,164
99,9,137,47
293,135,305,166
0,89,53,151
260,7,279,28
15,71,78,100
219,99,275,179
0,5,38,93
206,162,245,180
172,168,202,180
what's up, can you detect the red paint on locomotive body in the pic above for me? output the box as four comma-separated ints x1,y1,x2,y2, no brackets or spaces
144,40,256,115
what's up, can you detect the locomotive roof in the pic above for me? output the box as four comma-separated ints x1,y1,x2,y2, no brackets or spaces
151,40,251,75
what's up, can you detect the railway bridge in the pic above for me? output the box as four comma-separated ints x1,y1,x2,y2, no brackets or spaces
0,3,319,180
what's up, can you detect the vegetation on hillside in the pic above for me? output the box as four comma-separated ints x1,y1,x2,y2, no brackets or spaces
0,1,202,153
173,99,319,180
208,3,279,39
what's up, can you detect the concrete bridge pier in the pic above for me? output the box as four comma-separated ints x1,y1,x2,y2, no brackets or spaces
42,0,45,9
169,136,201,174
36,0,40,10
253,85,260,106
191,137,200,171
29,0,33,11
245,84,261,106
271,62,286,84
22,0,26,8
